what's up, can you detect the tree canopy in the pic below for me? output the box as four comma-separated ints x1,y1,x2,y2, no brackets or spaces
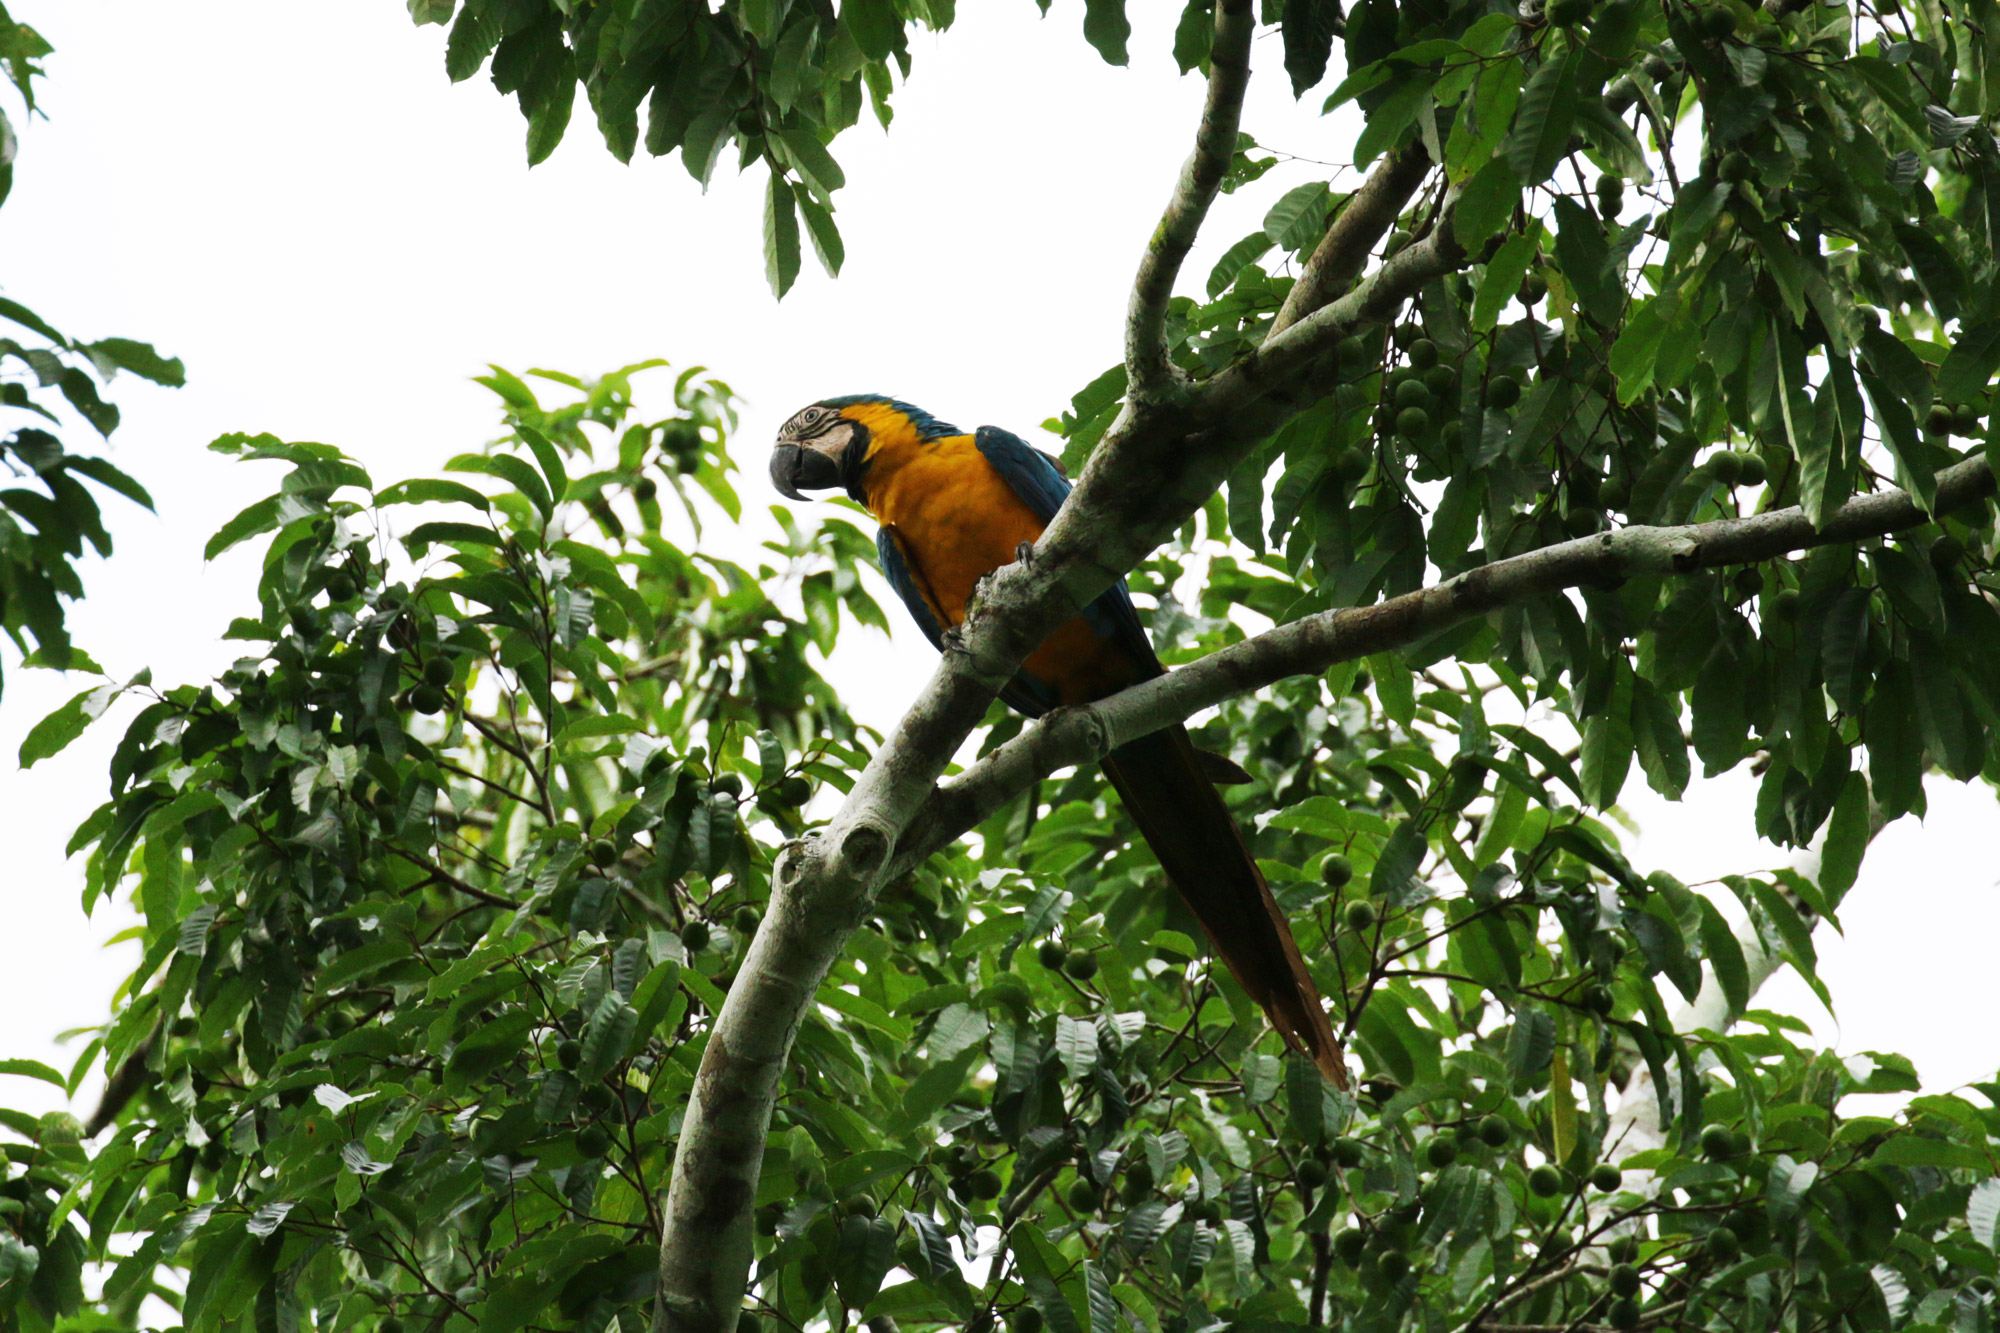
7,5,2000,1333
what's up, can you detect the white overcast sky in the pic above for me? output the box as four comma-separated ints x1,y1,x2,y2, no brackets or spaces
1,3,1994,1125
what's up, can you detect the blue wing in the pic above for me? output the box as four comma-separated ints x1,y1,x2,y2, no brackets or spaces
878,520,1057,716
974,426,1162,677
876,526,946,653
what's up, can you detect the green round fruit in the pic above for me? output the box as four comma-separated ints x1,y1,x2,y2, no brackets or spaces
1700,1124,1736,1159
1068,1179,1103,1213
1425,1137,1459,1169
841,1193,876,1218
1547,0,1591,24
1422,364,1456,397
1710,451,1744,485
1565,508,1602,538
1063,952,1100,981
1394,321,1423,348
1037,940,1069,969
1931,534,1965,569
1737,453,1768,486
1344,899,1378,932
1600,476,1631,512
1338,334,1372,364
1334,1227,1368,1264
1582,983,1614,1015
1592,1163,1624,1193
1597,175,1625,217
1773,588,1800,619
1375,1250,1412,1282
1195,1200,1224,1225
733,906,761,934
326,573,357,602
969,1169,1004,1200
1703,4,1737,38
557,1039,581,1070
1519,274,1548,305
1394,378,1430,410
579,1084,616,1114
1733,567,1765,599
1606,1235,1640,1265
1487,375,1523,410
1608,1297,1641,1331
1322,854,1354,888
1408,338,1440,369
634,476,659,503
1609,1262,1642,1297
1706,1224,1741,1261
710,773,745,798
410,684,447,715
423,657,454,688
1441,419,1462,448
736,1314,760,1333
1384,229,1412,256
1336,448,1373,484
381,1318,404,1333
1480,1115,1511,1147
775,775,813,807
1012,1309,1044,1333
590,838,618,868
1926,403,1955,435
1528,1164,1564,1198
1332,1137,1367,1168
576,1126,612,1158
1719,149,1752,182
1297,1159,1330,1189
680,919,712,952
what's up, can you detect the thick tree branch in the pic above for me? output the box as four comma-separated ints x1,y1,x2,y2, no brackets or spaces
1125,0,1255,402
1269,142,1435,338
890,456,1996,873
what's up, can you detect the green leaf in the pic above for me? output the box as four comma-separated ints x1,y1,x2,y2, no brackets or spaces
775,129,846,204
375,478,492,510
1938,318,2000,404
1578,661,1633,809
1473,233,1535,331
19,684,112,768
85,337,185,387
1453,156,1519,255
1696,896,1749,1019
1208,231,1275,299
578,993,638,1085
1368,820,1424,901
1818,770,1870,904
797,194,846,277
1283,0,1340,94
839,0,900,60
1082,0,1130,65
1507,50,1579,185
1871,1136,1990,1171
0,1058,65,1088
765,172,803,299
834,1215,898,1309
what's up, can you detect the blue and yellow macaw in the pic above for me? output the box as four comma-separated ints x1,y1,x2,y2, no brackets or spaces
771,395,1343,1082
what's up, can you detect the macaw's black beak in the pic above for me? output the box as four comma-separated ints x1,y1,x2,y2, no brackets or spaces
769,442,841,501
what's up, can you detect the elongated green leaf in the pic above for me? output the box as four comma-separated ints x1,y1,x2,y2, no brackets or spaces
1507,51,1579,185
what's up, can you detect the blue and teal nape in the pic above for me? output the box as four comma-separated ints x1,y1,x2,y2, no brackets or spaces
817,394,962,441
